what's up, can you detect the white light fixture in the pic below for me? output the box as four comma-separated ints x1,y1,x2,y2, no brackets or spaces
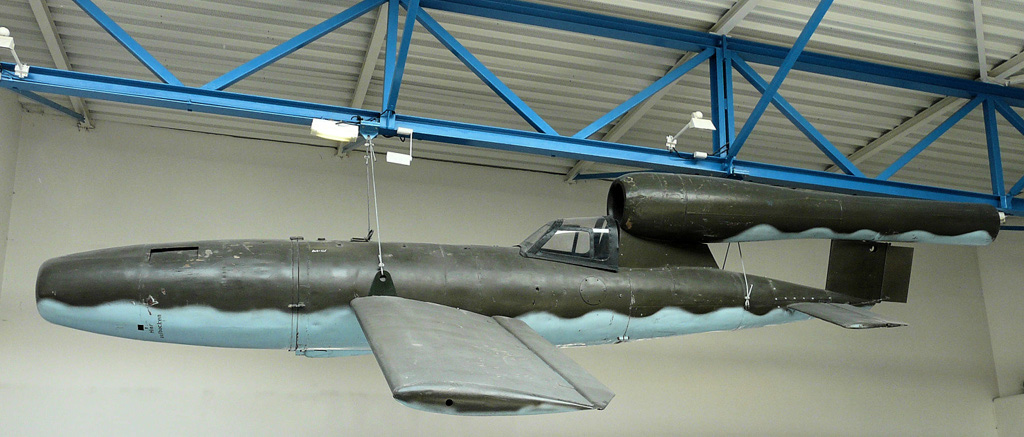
665,111,716,154
386,127,415,166
311,118,360,142
0,27,29,78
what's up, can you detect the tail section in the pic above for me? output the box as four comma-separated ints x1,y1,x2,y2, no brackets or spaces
825,240,914,303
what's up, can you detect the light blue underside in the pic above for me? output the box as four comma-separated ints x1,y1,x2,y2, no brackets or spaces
723,224,993,246
38,299,810,355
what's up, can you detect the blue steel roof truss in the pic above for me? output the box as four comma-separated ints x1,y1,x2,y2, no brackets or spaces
2,0,1024,215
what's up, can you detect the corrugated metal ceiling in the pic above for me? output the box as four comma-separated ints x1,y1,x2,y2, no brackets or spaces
3,0,1024,195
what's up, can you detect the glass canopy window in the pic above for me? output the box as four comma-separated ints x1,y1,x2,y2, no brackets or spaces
519,216,618,271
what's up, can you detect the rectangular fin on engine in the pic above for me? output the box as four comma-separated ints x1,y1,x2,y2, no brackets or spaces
788,302,907,329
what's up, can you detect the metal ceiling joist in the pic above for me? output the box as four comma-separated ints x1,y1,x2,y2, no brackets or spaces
572,48,714,140
71,0,181,86
710,0,761,35
411,6,556,134
27,0,92,128
731,56,861,176
827,50,1024,175
382,0,420,115
421,0,1024,106
565,0,760,182
202,0,385,91
5,0,1024,214
973,0,990,83
983,98,1005,204
728,0,834,159
992,100,1024,196
351,3,389,109
5,63,1022,214
876,96,984,181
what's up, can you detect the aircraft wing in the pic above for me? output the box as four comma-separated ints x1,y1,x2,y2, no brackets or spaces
788,302,907,329
350,296,614,415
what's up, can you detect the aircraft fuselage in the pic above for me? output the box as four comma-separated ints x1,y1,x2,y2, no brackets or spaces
37,239,846,356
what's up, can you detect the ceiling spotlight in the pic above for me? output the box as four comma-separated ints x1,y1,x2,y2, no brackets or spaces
311,118,360,143
666,111,716,153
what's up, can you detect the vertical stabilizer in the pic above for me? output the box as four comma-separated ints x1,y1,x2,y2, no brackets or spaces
825,240,913,303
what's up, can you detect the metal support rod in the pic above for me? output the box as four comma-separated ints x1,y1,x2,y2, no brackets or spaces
71,0,182,86
731,56,862,176
203,0,385,91
728,0,834,159
572,48,714,139
414,9,557,135
9,89,85,122
384,0,421,114
876,96,984,181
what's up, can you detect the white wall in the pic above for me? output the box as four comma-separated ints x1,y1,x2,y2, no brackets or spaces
978,232,1024,436
0,90,22,298
0,114,1003,436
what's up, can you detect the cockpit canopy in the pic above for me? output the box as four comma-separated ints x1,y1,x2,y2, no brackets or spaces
519,216,618,271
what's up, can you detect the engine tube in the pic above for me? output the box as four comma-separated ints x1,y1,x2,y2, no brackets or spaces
608,173,1001,245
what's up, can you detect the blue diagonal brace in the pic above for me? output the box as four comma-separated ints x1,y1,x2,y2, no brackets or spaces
415,9,557,135
573,48,714,139
983,98,1006,202
382,0,400,115
728,0,833,159
732,56,863,176
877,96,984,180
9,89,85,122
991,100,1024,196
203,0,385,91
383,0,421,114
72,0,182,86
6,63,1024,213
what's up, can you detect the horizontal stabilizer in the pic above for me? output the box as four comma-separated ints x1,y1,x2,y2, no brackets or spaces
351,296,614,415
788,302,906,329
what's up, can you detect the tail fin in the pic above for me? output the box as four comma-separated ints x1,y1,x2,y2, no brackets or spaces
825,240,913,303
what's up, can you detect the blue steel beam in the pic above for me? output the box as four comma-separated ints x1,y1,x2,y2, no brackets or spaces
414,9,558,135
876,96,984,181
731,56,862,176
72,0,182,86
418,0,1024,108
9,89,85,122
983,98,1006,204
203,0,385,91
573,48,714,139
4,63,1021,214
709,48,733,155
728,0,833,159
384,0,421,115
382,0,400,115
991,100,1024,196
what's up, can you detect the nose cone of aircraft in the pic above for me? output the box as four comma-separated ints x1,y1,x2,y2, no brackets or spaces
36,246,146,326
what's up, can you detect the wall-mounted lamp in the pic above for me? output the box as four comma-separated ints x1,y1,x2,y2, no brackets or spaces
311,118,360,143
0,27,29,78
665,111,716,156
385,127,415,166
